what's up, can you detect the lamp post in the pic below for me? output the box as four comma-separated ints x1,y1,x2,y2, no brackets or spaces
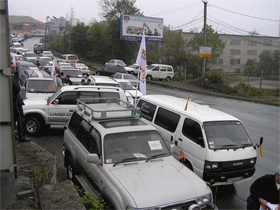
45,16,50,43
202,0,207,77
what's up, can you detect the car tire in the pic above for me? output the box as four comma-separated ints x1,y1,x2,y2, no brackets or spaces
147,75,152,81
66,159,75,180
166,76,171,82
25,116,42,136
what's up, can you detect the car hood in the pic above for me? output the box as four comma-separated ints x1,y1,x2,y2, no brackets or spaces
26,92,54,99
23,98,48,107
124,90,143,97
109,156,209,208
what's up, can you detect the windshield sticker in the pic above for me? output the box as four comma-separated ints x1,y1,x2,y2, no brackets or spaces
106,159,113,164
148,140,163,150
133,153,147,158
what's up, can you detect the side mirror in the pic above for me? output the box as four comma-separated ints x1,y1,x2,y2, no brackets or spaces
87,154,100,164
260,137,263,146
53,99,59,105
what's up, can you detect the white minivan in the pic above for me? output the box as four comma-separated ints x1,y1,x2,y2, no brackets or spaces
137,95,263,185
147,64,174,82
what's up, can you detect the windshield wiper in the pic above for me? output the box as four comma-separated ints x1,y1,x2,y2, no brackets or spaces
241,143,252,149
214,144,238,151
146,154,168,162
113,157,145,167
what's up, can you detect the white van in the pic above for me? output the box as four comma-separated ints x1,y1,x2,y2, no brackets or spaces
137,95,263,185
61,54,79,65
147,64,174,82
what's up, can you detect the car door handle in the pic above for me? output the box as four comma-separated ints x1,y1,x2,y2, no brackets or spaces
179,138,183,142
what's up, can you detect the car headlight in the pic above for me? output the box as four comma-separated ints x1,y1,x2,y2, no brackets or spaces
250,158,256,165
196,193,212,207
204,161,219,171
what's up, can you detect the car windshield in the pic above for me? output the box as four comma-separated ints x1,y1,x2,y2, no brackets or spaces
95,83,120,87
128,64,138,69
13,43,22,48
76,64,86,67
43,52,52,55
119,82,135,90
204,121,252,150
123,74,137,80
148,65,156,70
60,63,72,67
27,80,57,93
104,130,170,164
40,57,52,61
62,70,82,77
26,53,36,57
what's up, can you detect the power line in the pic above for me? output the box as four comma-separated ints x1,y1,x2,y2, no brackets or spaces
209,4,280,22
148,2,201,17
173,10,204,29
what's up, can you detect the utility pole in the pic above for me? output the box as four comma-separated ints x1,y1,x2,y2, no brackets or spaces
202,0,207,77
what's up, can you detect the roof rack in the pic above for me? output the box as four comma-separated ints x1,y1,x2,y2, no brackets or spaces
77,98,138,120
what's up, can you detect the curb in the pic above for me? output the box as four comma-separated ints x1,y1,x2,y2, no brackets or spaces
147,81,279,107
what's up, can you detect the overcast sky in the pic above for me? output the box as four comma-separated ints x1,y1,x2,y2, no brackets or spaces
8,0,280,37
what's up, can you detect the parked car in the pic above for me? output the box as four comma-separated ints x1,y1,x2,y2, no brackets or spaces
11,42,23,53
41,51,54,59
21,49,29,56
23,86,127,135
60,68,84,85
111,72,139,87
15,60,38,77
61,54,79,65
124,63,141,74
114,78,142,105
63,98,216,210
87,76,121,87
105,59,126,67
35,57,53,68
137,95,263,185
23,52,37,63
73,63,90,74
33,43,45,53
147,64,174,82
96,66,127,76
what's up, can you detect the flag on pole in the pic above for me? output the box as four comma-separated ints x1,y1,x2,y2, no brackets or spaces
51,61,57,86
136,33,147,96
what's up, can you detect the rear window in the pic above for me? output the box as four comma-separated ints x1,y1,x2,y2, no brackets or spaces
68,56,78,60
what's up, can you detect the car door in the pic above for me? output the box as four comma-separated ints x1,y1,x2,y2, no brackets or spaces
159,66,167,79
48,91,78,125
175,117,207,177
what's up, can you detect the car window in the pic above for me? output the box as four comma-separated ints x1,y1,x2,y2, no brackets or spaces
137,100,157,122
155,108,180,133
76,119,93,151
152,66,159,71
160,67,167,72
57,92,78,104
89,128,101,157
68,112,83,136
167,67,173,72
182,118,203,145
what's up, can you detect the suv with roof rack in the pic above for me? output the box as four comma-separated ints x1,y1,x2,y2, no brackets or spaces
23,85,127,136
63,98,216,210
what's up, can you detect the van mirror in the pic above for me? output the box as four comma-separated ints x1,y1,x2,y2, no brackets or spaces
259,137,263,146
53,99,59,104
197,137,205,148
87,154,100,164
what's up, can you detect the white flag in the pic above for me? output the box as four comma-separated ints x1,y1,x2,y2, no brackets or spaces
51,61,57,86
136,33,147,96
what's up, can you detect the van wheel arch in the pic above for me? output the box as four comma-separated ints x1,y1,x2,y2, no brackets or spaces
146,75,152,81
166,76,171,82
180,159,193,171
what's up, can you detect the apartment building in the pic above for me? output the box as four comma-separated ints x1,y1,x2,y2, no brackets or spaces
177,30,280,74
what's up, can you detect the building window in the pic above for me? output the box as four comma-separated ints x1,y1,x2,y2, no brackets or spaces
230,50,235,55
220,50,223,55
236,40,240,46
230,40,240,46
247,40,257,46
230,59,234,65
230,40,234,45
230,49,241,55
218,59,223,65
230,59,240,65
236,59,240,64
247,50,257,55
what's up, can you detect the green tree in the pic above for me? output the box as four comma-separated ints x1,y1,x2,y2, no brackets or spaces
98,0,143,64
187,25,225,64
245,59,260,76
70,22,90,57
159,26,187,68
258,50,274,78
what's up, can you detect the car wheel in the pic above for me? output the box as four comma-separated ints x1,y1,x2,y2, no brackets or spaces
25,116,41,136
147,75,152,81
166,76,171,82
66,159,74,180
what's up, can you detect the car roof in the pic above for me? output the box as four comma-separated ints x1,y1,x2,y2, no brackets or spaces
59,85,123,92
140,95,238,123
23,69,52,78
90,76,119,84
17,61,36,66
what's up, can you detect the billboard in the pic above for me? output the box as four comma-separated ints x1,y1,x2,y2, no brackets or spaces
120,15,163,42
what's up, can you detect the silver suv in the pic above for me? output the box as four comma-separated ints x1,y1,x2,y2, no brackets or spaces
23,86,127,136
63,98,216,210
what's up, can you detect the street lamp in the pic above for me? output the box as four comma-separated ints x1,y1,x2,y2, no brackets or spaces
201,0,207,77
45,16,50,43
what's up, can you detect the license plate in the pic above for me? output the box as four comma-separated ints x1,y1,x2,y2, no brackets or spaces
227,177,242,183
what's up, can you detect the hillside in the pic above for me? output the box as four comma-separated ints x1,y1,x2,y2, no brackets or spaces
9,15,43,25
